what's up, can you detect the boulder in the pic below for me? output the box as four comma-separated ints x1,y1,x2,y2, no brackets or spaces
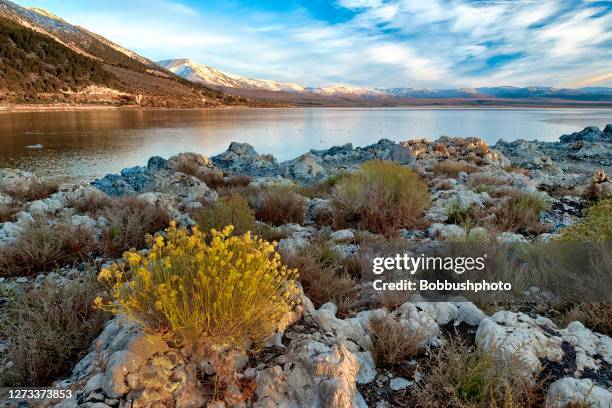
211,142,280,176
546,377,612,408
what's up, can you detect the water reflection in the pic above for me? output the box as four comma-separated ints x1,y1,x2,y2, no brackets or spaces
0,108,609,181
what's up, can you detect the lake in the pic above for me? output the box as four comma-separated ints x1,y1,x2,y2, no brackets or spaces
0,107,610,181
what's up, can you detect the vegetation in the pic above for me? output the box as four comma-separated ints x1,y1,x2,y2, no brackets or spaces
0,16,119,96
0,220,96,277
98,223,299,350
195,194,256,236
489,191,550,234
254,186,305,226
282,238,360,317
0,179,58,202
98,197,171,258
369,314,427,366
0,274,109,386
0,201,21,223
408,340,545,408
558,303,612,336
556,198,612,242
331,160,430,234
433,160,479,178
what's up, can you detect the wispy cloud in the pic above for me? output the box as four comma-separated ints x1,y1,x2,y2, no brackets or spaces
13,0,612,88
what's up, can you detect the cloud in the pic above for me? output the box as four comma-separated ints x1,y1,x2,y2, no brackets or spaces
15,0,612,88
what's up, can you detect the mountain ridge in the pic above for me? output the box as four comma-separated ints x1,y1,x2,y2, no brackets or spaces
159,58,612,104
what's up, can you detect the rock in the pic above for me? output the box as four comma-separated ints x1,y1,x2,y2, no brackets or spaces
255,337,361,408
167,152,223,185
0,192,13,205
476,311,612,377
0,168,39,193
330,229,354,243
389,377,413,391
560,126,606,144
281,153,329,182
546,377,612,407
211,142,280,177
498,232,529,243
355,351,376,384
454,302,487,326
427,223,465,240
147,156,168,171
305,197,332,225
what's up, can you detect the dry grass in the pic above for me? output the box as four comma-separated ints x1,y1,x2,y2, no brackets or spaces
98,197,172,258
0,201,22,223
67,193,114,217
282,239,359,317
376,290,411,311
176,160,225,188
433,160,479,178
331,160,430,235
407,339,545,408
0,220,97,277
558,303,612,336
1,179,58,202
487,191,550,234
254,186,305,226
0,273,109,386
195,193,256,236
468,173,511,190
369,314,428,366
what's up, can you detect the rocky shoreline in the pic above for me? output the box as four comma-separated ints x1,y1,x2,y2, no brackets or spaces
1,125,611,408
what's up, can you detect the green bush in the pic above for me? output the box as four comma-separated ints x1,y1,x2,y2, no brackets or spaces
331,160,430,234
556,198,612,242
489,191,550,234
0,274,109,386
195,194,256,236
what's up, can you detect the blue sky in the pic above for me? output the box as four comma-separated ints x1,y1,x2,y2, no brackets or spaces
13,0,612,88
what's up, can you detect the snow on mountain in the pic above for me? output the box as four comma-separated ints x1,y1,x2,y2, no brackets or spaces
158,59,305,93
308,85,386,97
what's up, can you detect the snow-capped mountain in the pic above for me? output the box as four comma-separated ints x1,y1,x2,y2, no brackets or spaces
158,59,305,93
159,58,611,103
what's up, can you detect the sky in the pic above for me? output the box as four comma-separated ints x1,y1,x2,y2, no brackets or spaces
13,0,612,89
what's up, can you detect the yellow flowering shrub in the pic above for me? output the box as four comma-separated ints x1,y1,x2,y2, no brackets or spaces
97,222,299,350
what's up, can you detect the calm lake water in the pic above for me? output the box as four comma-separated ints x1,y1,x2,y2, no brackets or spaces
0,108,610,181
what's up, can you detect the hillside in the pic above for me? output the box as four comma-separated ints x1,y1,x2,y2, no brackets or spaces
0,16,121,102
0,0,260,108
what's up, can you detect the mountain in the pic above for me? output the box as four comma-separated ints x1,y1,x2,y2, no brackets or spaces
160,58,612,106
0,0,256,107
158,59,305,93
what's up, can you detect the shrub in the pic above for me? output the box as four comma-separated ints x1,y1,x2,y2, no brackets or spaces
408,339,545,408
282,251,358,317
0,274,109,386
195,194,256,236
558,303,612,336
556,198,612,242
433,160,478,178
331,160,430,234
98,223,299,350
0,202,21,223
255,186,305,226
0,220,96,277
369,314,427,366
176,161,225,189
67,193,114,217
98,197,171,257
488,191,550,234
1,179,58,202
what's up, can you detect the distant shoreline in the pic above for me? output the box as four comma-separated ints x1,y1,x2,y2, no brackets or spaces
1,102,611,113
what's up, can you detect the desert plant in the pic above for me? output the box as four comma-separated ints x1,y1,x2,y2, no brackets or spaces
369,314,427,366
488,191,550,234
98,223,299,350
331,160,430,235
0,274,109,386
67,193,114,217
408,339,545,408
98,197,171,257
433,160,478,178
0,201,21,223
254,186,305,226
556,198,612,242
558,303,612,336
195,194,256,236
0,220,96,277
0,179,58,202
